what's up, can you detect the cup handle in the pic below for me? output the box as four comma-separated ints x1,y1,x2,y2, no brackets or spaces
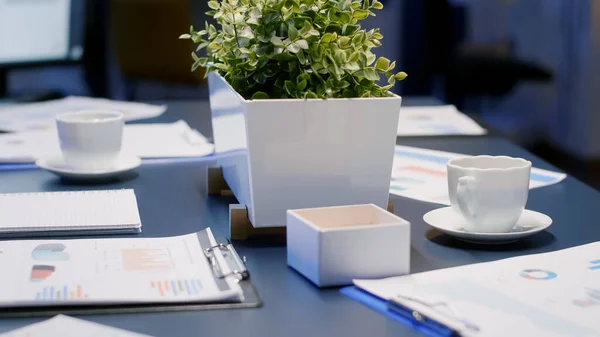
457,176,477,221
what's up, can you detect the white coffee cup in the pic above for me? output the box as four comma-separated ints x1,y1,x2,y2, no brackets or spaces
447,156,532,233
56,110,124,171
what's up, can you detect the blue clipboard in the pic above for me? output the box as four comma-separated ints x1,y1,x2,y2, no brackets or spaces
340,286,453,337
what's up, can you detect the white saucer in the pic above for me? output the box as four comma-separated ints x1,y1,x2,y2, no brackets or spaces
423,207,552,244
36,154,142,180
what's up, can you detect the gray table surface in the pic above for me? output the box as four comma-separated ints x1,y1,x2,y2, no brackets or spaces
0,98,597,336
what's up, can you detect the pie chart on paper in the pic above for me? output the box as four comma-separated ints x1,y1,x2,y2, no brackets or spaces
32,243,69,261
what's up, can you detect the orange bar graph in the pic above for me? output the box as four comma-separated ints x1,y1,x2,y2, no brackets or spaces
122,249,174,271
70,291,74,299
164,281,169,291
77,285,82,298
158,282,164,296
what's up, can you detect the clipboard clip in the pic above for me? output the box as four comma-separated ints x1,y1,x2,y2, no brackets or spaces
387,294,480,336
205,243,250,281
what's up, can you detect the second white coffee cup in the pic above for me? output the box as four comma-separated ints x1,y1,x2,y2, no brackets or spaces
56,110,124,171
447,156,532,233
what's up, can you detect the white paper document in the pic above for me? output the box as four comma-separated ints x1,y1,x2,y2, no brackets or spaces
0,96,166,132
390,145,566,205
0,190,141,235
398,105,487,136
0,228,243,307
0,120,214,163
0,315,152,337
354,242,600,337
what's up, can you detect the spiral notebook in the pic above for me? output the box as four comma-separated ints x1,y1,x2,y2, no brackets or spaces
0,189,142,237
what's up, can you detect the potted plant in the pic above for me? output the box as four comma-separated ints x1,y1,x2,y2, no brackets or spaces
181,0,406,228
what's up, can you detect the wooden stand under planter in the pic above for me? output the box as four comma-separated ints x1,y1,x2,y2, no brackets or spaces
208,167,395,240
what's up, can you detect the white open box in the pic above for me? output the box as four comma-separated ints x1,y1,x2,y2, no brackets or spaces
287,204,410,287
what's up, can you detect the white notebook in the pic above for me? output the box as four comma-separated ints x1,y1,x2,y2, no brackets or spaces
0,189,142,236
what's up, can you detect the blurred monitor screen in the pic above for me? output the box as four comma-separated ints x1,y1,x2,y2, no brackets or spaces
0,0,85,66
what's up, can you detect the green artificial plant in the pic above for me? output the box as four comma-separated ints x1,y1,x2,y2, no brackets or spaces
180,0,407,99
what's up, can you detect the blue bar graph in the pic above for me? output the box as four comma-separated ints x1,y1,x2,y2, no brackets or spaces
589,260,600,270
171,280,178,296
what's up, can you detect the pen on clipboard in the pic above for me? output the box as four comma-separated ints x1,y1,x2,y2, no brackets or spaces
386,294,480,337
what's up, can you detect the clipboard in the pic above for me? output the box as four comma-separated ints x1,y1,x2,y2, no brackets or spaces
341,286,445,337
0,229,262,318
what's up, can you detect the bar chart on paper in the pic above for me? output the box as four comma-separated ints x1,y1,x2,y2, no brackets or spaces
35,285,88,301
150,279,203,297
390,146,567,205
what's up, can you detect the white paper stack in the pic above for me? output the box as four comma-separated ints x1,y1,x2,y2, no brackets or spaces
0,315,153,337
398,105,487,136
0,189,141,236
0,96,166,132
0,120,214,163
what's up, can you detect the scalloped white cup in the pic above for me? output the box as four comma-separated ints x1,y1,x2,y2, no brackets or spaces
447,156,532,233
56,110,124,171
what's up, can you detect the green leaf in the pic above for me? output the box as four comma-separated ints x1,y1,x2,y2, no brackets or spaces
253,72,266,84
334,49,346,64
363,68,380,81
208,1,220,10
271,36,285,47
372,0,384,10
305,91,319,99
208,42,222,50
287,43,301,53
321,33,334,43
212,63,230,71
179,34,191,39
338,36,351,47
375,57,390,71
297,79,307,91
386,73,396,85
251,91,270,99
298,73,311,82
394,72,408,80
288,24,299,40
342,24,360,35
353,10,369,20
338,80,350,89
284,80,296,95
222,24,236,36
295,39,309,49
387,61,396,71
297,50,307,64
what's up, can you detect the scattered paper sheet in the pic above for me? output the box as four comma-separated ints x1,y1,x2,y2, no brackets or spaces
390,145,566,205
0,96,166,132
0,315,152,337
0,120,214,163
0,229,242,307
354,242,600,337
398,105,487,136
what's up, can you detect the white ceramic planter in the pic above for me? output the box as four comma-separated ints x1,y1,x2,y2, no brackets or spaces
286,204,411,287
209,72,402,228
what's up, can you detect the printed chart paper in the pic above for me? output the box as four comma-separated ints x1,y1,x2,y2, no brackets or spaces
0,96,166,132
0,120,213,163
397,105,487,136
390,145,566,205
354,242,600,337
0,229,242,307
0,315,152,337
